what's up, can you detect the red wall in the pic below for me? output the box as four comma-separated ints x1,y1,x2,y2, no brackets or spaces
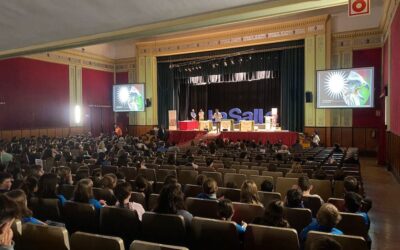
352,48,382,128
0,58,69,130
116,72,129,83
353,48,385,163
82,68,114,135
391,6,400,136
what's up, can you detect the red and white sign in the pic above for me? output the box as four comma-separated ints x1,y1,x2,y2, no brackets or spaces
349,0,370,16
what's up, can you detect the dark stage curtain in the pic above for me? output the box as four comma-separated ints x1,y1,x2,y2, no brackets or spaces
157,40,304,131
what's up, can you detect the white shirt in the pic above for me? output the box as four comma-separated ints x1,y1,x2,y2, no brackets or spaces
312,134,320,145
213,112,222,122
198,111,204,120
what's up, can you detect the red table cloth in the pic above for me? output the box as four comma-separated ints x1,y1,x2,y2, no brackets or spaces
178,120,199,131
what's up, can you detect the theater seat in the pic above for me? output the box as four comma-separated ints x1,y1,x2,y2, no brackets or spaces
309,179,332,202
30,197,62,222
100,207,141,248
244,224,300,250
183,184,203,198
11,220,22,248
305,231,368,250
275,177,298,198
178,170,198,185
191,217,240,250
249,175,274,190
328,198,346,212
156,169,177,182
258,191,281,207
217,187,241,202
59,184,75,200
238,169,259,178
231,202,265,224
202,171,223,186
63,201,98,233
337,212,369,240
138,168,157,182
284,207,312,234
333,181,345,198
130,240,189,250
141,212,187,246
102,166,119,175
224,173,246,188
70,231,124,250
303,196,322,217
148,193,159,211
185,197,219,219
119,167,137,181
18,223,70,250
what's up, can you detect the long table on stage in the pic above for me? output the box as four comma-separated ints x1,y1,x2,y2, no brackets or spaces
168,130,208,144
219,131,298,146
178,120,199,130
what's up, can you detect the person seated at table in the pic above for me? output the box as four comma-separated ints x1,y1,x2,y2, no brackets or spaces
196,178,218,200
190,109,197,120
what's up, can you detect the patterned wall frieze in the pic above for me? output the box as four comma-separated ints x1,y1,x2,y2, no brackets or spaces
25,50,135,73
136,15,329,57
332,29,383,52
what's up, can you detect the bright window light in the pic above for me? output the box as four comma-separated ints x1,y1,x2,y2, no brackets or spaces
74,105,81,124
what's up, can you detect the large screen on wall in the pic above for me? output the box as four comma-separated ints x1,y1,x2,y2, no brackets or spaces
316,67,374,108
113,84,145,112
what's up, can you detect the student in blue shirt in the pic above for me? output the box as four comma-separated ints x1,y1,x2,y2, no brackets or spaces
217,199,247,234
345,191,371,244
300,203,343,243
72,178,105,211
6,189,45,225
196,178,218,200
37,173,67,206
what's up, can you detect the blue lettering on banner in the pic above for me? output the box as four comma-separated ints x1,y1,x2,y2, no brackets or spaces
207,108,272,123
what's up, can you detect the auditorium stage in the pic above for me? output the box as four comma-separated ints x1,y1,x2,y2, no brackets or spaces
168,130,298,146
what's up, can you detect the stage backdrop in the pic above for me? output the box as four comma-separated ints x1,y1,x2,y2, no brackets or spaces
157,40,304,131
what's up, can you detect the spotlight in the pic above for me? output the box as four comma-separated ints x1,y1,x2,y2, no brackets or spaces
238,57,243,63
198,66,202,70
230,59,235,65
224,61,228,67
249,55,252,60
212,64,216,69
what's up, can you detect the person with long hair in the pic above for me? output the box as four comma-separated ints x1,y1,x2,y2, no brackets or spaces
6,189,44,225
253,200,290,228
114,182,145,221
0,194,20,250
72,178,104,211
19,176,38,203
154,183,192,227
240,180,263,207
37,173,66,206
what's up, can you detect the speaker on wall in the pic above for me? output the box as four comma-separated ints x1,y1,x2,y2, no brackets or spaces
305,92,313,103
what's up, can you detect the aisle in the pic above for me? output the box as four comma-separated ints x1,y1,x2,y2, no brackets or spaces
361,157,400,250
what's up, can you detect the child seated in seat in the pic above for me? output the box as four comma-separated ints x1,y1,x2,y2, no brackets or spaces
196,178,218,200
217,199,247,234
114,182,145,221
6,189,45,225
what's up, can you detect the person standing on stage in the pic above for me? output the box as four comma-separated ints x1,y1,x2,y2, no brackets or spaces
213,109,222,133
198,109,205,121
311,131,320,147
190,109,197,120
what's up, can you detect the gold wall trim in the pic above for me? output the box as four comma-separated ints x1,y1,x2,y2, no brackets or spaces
24,51,135,73
332,28,382,51
380,0,400,41
136,15,329,57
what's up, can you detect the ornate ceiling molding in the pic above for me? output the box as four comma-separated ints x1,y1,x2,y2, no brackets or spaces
24,50,135,73
136,15,330,57
380,0,400,41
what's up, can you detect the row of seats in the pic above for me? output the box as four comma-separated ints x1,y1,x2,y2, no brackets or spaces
29,197,369,243
12,215,368,250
